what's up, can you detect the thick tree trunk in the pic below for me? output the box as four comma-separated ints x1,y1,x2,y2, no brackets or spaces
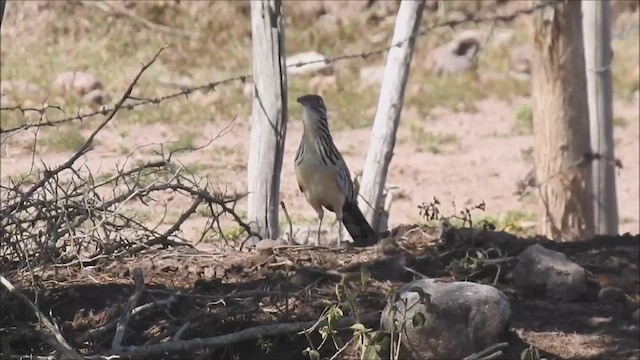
530,0,594,241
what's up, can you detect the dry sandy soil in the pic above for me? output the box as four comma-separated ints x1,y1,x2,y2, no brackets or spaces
1,96,638,242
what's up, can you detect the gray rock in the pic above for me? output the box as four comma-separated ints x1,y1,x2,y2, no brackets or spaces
255,239,280,254
380,279,511,359
512,244,587,301
287,52,333,76
53,71,102,96
426,32,480,75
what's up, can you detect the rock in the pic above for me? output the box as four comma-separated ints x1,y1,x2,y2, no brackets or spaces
512,244,587,301
426,32,480,75
359,66,385,87
380,279,511,359
82,89,109,106
255,239,280,254
509,45,533,75
287,52,333,76
633,308,640,322
598,286,627,303
447,10,468,23
425,0,439,12
53,71,102,96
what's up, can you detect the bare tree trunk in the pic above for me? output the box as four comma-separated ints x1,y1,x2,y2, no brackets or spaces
582,0,619,235
247,0,288,242
531,0,594,241
358,0,425,232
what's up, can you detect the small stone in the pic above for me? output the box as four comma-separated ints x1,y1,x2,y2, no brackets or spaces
287,52,333,76
426,32,480,76
255,239,279,254
53,71,102,96
512,244,587,301
587,316,613,327
380,279,511,359
598,286,627,303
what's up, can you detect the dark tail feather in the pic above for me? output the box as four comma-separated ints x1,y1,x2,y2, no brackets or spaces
342,200,382,247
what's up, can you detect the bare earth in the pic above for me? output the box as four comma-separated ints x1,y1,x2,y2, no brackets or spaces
2,96,638,240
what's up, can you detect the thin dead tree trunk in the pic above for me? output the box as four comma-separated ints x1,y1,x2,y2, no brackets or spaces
531,0,594,241
247,0,288,243
582,0,619,235
358,0,425,232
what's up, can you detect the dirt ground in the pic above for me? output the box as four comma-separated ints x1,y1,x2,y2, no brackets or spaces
1,95,639,243
2,228,638,359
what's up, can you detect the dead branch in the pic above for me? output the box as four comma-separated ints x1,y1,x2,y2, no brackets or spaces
463,342,509,360
0,275,83,360
117,311,381,358
1,45,167,219
112,268,145,351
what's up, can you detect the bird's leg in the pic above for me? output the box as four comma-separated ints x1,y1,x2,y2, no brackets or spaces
334,210,343,248
315,209,324,246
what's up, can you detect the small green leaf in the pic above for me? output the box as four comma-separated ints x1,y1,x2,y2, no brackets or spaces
350,322,366,332
360,265,372,285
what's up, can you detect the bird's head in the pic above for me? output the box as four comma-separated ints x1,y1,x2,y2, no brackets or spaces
297,94,328,130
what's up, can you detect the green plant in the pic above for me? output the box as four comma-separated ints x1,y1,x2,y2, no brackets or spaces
613,116,628,128
512,104,533,134
407,123,459,154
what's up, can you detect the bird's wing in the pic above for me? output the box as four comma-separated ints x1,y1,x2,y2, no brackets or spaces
335,157,355,203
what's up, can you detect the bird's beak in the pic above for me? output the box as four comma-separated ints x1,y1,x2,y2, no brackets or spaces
296,97,304,105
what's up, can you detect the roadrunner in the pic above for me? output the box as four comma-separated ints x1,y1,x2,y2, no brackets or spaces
294,94,377,247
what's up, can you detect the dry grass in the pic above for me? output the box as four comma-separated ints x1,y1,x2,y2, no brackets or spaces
4,1,618,136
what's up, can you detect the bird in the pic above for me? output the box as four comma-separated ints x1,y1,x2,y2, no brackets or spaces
294,94,378,247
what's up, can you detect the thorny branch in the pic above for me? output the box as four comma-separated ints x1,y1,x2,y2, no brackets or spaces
0,1,564,136
0,47,259,274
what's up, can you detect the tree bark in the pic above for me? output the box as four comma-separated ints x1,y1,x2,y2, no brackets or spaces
358,0,425,232
531,0,594,241
582,0,619,235
247,0,288,242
